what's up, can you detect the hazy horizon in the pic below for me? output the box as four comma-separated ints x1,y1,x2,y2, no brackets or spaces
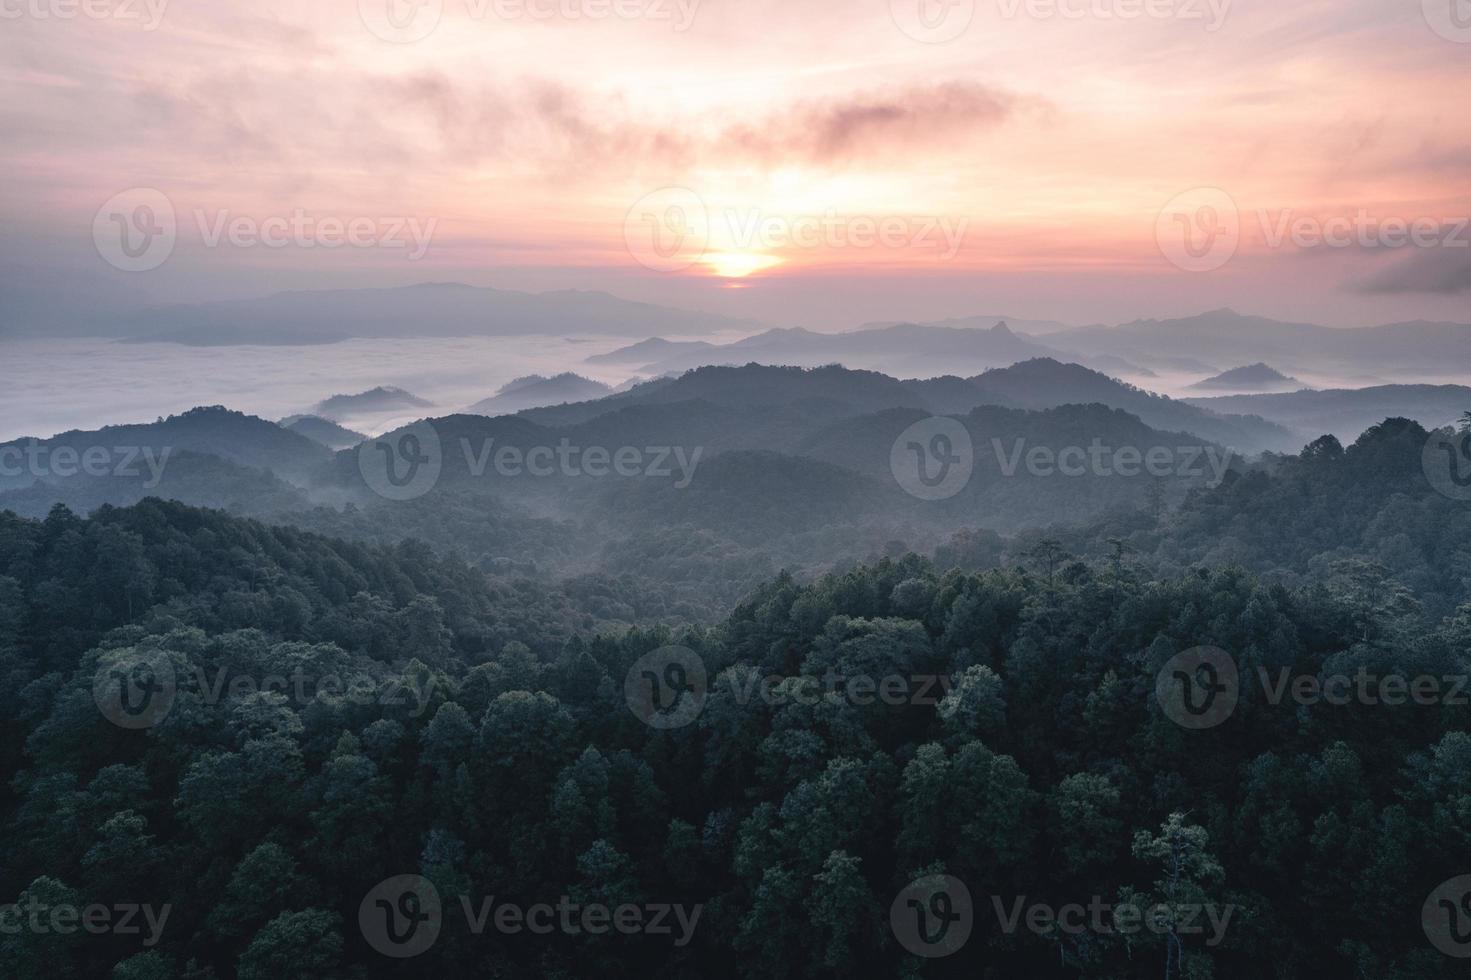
4,0,1470,332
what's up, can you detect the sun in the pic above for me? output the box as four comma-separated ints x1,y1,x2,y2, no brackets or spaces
701,251,783,278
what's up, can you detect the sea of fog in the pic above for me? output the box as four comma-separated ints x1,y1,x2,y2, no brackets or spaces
0,335,725,443
5,334,1464,446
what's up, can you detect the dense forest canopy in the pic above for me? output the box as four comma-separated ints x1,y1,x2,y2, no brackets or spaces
1,368,1469,978
0,468,1469,976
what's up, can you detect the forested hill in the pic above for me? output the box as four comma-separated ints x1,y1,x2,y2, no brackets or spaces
999,417,1471,621
0,499,1468,977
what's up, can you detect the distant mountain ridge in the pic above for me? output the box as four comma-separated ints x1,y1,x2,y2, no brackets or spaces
1042,308,1471,377
280,415,367,450
314,386,432,419
526,359,1297,452
0,406,331,494
1188,363,1303,392
605,320,1079,379
466,374,614,416
1185,384,1471,443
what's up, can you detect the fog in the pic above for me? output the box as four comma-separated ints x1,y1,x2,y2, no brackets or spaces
0,335,677,443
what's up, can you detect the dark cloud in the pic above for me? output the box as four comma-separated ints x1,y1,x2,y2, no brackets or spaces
718,82,1031,163
375,76,1032,174
1354,246,1471,294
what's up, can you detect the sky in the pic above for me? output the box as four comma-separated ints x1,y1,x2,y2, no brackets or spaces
2,0,1470,329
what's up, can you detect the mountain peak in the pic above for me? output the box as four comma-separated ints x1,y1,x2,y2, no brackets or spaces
1189,362,1302,391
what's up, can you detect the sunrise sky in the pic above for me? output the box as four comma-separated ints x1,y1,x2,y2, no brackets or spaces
3,0,1469,328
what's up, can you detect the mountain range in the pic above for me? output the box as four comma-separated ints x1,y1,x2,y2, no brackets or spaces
1187,363,1303,392
1185,384,1471,444
465,374,614,416
528,359,1296,452
597,321,1130,379
314,386,432,419
1035,308,1471,378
